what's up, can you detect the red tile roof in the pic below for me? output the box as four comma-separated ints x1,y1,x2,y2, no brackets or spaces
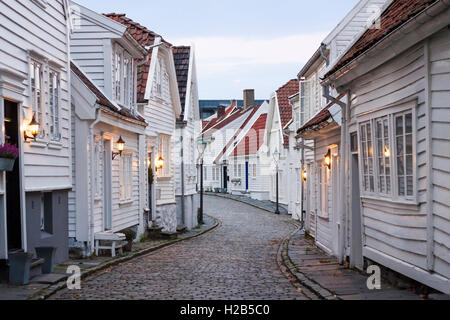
296,94,345,136
231,113,267,156
104,13,171,104
172,46,191,117
276,79,299,146
202,105,256,136
325,0,438,79
71,62,146,124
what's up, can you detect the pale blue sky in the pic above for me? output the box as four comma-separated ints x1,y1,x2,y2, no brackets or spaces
75,0,360,99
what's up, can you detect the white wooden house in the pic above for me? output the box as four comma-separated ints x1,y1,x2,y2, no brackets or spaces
0,0,72,281
322,0,450,293
201,93,267,194
263,80,300,212
69,3,148,255
173,46,200,230
294,0,391,258
105,14,182,234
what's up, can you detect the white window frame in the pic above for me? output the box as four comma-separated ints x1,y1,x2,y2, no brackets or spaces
113,44,134,108
49,68,61,141
94,136,102,199
317,162,329,219
30,58,45,139
119,151,133,201
357,103,417,203
157,134,171,178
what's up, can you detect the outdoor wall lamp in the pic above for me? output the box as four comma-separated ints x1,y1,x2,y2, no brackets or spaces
302,170,307,181
112,136,125,160
24,113,40,142
324,149,331,170
384,145,390,158
155,157,164,171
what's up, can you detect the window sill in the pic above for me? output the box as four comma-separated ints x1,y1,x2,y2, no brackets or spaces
360,195,419,208
27,139,47,148
48,141,62,150
318,215,329,221
119,199,133,206
157,176,172,182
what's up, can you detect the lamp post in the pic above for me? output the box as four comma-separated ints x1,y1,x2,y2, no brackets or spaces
273,149,280,215
197,136,207,224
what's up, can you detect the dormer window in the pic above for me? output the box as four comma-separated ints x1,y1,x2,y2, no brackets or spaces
112,43,134,108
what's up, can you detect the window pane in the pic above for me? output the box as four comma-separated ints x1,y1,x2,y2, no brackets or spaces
396,116,403,136
406,155,413,175
386,176,391,193
406,134,413,154
407,176,413,196
370,176,374,192
405,113,412,134
397,156,404,175
380,176,385,193
398,177,405,196
385,157,390,175
396,136,403,155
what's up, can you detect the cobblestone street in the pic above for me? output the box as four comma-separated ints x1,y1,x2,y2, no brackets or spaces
50,196,307,300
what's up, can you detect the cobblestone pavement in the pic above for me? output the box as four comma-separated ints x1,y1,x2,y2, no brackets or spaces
50,195,308,300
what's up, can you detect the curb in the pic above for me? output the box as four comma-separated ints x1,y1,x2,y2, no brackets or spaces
278,225,339,300
205,192,288,215
30,215,221,300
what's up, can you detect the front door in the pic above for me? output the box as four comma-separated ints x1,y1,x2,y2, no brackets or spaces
223,166,228,190
4,100,22,251
103,139,112,230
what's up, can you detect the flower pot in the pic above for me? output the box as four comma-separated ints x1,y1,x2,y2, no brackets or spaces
124,240,133,252
0,157,15,172
8,251,33,285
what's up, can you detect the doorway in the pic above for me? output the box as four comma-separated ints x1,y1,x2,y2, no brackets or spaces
4,100,22,251
223,166,228,190
103,139,112,230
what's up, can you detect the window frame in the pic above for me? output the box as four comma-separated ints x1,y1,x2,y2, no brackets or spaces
157,134,171,178
119,151,133,202
356,104,417,203
30,58,45,139
48,68,61,141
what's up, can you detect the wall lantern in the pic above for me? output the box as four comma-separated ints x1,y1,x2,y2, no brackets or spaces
24,113,40,142
324,149,331,170
302,170,307,181
112,136,125,160
155,157,164,171
384,145,390,158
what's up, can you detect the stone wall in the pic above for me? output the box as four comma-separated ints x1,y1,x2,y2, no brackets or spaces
155,203,177,233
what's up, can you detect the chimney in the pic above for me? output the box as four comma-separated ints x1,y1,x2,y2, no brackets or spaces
243,89,255,109
230,99,237,107
217,105,226,118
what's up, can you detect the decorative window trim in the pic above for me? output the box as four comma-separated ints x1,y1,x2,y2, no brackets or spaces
356,101,417,203
29,57,46,140
49,68,61,142
119,151,133,201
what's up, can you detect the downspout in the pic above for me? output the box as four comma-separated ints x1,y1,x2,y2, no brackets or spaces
89,107,101,253
322,85,347,265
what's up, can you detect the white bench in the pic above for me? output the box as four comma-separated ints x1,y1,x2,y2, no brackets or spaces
94,232,126,257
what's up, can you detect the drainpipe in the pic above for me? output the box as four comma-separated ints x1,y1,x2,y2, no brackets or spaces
322,85,347,265
88,107,101,254
180,133,185,226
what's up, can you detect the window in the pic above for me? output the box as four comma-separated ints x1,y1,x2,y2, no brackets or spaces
318,164,329,218
216,167,220,181
113,44,134,108
203,166,208,181
40,193,53,234
30,60,44,138
252,164,257,177
49,69,61,141
238,164,242,177
358,108,416,201
212,166,216,181
94,138,102,198
395,112,414,197
155,59,162,96
158,134,171,177
360,122,374,192
120,153,133,201
375,118,391,194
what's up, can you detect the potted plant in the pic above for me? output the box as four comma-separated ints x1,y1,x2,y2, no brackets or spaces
0,143,19,172
123,229,136,252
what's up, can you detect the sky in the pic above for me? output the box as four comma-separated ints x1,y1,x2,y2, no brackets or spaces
75,0,360,100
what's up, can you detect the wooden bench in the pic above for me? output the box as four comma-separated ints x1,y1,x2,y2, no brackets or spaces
94,232,126,257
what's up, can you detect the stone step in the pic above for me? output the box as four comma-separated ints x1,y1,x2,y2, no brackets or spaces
160,231,178,240
30,258,44,279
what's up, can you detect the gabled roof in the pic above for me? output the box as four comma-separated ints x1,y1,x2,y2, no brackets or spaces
296,93,345,136
214,104,262,163
202,105,256,137
71,61,146,124
324,0,438,79
172,46,191,116
104,13,171,104
231,113,267,156
275,79,299,146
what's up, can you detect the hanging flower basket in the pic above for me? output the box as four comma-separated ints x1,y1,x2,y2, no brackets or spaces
0,143,18,172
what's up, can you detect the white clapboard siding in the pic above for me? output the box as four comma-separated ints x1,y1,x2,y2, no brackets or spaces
0,0,71,191
429,28,450,279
